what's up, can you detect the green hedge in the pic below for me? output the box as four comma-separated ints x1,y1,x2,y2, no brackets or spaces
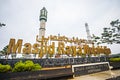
109,58,120,62
0,64,12,73
0,60,42,73
12,60,42,72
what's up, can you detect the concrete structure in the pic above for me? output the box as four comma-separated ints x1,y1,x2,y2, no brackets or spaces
69,70,120,80
85,23,92,42
39,7,47,40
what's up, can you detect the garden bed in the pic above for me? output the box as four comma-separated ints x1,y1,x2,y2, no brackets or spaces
0,68,73,80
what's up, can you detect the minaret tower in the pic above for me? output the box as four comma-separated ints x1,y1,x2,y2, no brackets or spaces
39,7,47,40
85,23,92,42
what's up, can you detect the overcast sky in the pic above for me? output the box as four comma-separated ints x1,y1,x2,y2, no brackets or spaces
0,0,120,54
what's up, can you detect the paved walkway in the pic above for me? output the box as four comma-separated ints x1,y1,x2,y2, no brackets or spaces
68,69,120,80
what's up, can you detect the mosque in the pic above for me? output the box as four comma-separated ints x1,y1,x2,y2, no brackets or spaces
5,7,111,59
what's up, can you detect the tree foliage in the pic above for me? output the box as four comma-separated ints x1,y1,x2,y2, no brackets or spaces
92,19,120,44
0,45,8,55
0,23,6,27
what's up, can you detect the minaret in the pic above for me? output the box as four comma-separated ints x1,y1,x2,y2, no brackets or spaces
39,7,47,40
85,23,92,42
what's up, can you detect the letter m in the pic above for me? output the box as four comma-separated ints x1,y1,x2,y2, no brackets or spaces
7,39,23,53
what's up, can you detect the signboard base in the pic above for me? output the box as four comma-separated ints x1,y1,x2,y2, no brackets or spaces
72,62,110,77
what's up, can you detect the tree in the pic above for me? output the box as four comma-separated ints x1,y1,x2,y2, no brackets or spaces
92,19,120,44
92,34,101,45
0,23,6,27
110,19,120,43
0,45,8,55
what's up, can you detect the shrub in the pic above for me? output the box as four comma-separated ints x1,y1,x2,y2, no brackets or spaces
33,63,42,71
0,64,12,73
24,60,34,71
110,58,120,62
12,60,42,72
12,61,25,72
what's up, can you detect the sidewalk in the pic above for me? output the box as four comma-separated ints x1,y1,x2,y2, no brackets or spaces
68,69,120,80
